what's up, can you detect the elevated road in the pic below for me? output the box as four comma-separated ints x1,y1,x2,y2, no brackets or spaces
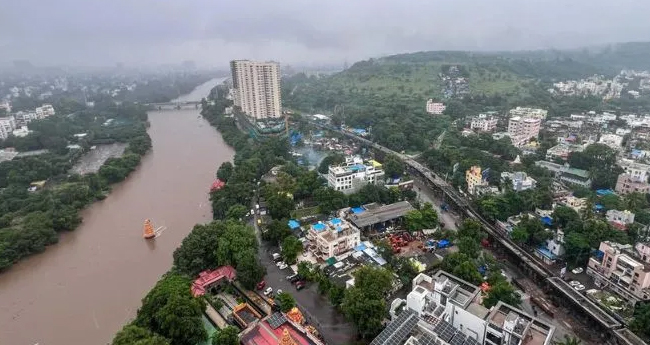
310,122,639,342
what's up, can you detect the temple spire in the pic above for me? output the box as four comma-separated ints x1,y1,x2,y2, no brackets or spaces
278,328,297,345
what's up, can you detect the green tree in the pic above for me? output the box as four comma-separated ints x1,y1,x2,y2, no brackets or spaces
510,226,529,245
112,324,170,345
457,219,483,241
264,219,292,245
383,155,404,178
313,187,348,214
629,303,650,341
225,204,248,220
217,162,234,182
552,206,580,229
553,335,582,345
211,326,239,345
281,236,303,264
173,222,223,276
458,236,481,258
275,292,297,312
235,249,266,289
483,278,521,308
266,191,295,220
135,273,207,345
341,287,386,339
405,202,438,232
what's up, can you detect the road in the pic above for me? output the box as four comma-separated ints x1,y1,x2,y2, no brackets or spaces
412,178,459,230
250,201,357,344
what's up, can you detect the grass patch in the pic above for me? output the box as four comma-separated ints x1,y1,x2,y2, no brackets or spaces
291,206,321,219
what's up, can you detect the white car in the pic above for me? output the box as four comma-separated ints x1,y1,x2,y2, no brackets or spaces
276,289,283,295
571,267,584,274
278,263,288,270
276,261,285,268
569,280,581,287
574,284,586,291
264,287,273,296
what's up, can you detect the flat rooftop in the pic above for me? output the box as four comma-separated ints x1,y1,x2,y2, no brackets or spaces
487,302,554,345
349,201,415,228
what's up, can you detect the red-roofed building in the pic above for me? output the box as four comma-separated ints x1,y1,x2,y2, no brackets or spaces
210,179,226,192
191,266,237,297
240,312,324,345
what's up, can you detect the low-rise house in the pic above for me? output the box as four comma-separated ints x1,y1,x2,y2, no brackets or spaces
501,171,537,192
470,113,498,132
618,159,650,183
535,161,592,188
306,218,360,261
587,241,650,303
426,100,446,115
509,106,548,119
606,210,635,229
599,134,624,150
545,144,585,161
615,173,650,195
558,196,588,213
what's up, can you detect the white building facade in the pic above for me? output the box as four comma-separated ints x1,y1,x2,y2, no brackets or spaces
230,60,282,120
306,218,360,261
507,117,541,147
0,116,16,140
470,114,498,132
426,100,446,115
327,156,385,194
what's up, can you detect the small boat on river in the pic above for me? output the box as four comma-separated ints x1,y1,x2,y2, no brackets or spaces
143,219,166,239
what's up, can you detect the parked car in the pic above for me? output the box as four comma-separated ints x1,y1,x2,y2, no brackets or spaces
569,280,581,287
288,275,301,283
256,281,266,290
272,253,282,262
574,284,586,291
278,263,288,270
264,287,273,296
276,261,286,267
276,289,283,295
295,281,306,290
572,267,584,274
286,274,298,281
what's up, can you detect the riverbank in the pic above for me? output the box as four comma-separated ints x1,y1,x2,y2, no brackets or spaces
0,78,234,345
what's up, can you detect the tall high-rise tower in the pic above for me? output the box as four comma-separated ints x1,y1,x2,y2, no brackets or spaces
230,60,282,120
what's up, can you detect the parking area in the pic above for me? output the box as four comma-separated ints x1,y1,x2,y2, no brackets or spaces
257,246,357,345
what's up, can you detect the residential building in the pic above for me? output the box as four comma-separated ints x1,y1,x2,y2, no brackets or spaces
545,144,584,161
599,134,624,150
470,114,498,132
306,218,360,261
12,126,31,138
616,173,650,196
544,230,565,258
534,161,592,188
508,107,548,119
426,100,446,115
35,104,55,118
0,101,10,113
377,271,555,345
327,156,385,194
466,166,488,195
559,196,588,213
508,117,541,147
501,172,537,192
14,111,38,126
0,116,16,140
635,243,650,264
587,241,650,302
618,159,650,183
474,185,501,197
230,60,282,120
606,210,635,227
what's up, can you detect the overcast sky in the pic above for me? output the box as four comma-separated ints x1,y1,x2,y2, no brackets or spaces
2,0,650,69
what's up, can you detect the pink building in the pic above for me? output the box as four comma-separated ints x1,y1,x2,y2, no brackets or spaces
587,241,650,302
508,116,541,147
615,173,650,195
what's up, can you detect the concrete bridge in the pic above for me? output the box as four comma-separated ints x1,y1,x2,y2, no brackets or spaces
146,101,201,111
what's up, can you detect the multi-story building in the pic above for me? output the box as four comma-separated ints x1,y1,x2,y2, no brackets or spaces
14,111,38,126
0,116,16,140
616,173,650,195
466,166,488,195
508,117,541,147
545,144,584,161
470,114,498,132
508,107,548,120
588,241,650,303
0,101,11,113
618,159,650,183
534,161,592,188
12,126,31,138
306,218,360,261
606,210,635,228
327,156,385,194
230,60,282,120
375,271,555,345
598,134,624,150
426,100,446,115
559,195,588,213
35,104,55,119
501,172,537,192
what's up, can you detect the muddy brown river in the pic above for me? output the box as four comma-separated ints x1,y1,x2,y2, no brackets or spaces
0,79,233,345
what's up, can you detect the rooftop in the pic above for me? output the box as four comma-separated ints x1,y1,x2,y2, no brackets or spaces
349,201,415,228
487,302,555,345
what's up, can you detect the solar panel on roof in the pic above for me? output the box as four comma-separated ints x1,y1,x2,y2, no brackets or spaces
450,332,467,345
416,333,438,345
370,309,419,345
267,312,287,329
463,337,480,345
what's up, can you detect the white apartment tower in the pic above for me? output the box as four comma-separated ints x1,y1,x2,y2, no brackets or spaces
230,60,282,120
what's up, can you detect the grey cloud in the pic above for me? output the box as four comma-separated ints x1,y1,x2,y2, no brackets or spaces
1,0,650,68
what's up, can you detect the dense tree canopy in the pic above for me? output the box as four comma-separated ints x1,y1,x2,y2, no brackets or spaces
112,324,171,345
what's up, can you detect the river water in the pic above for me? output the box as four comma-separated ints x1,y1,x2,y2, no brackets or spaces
0,78,233,345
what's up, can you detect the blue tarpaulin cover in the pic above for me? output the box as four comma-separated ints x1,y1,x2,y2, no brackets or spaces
288,220,300,230
312,223,326,231
351,207,365,214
